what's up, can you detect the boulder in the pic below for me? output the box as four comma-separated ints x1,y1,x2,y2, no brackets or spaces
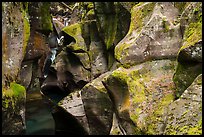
103,59,177,134
56,72,113,135
115,2,183,67
173,2,202,98
62,21,108,80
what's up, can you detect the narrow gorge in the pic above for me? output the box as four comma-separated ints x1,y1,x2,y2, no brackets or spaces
2,2,202,135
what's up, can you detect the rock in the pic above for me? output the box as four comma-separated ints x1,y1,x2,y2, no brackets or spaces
63,23,88,52
2,2,30,85
56,91,89,134
173,2,202,98
40,68,70,102
178,40,202,63
23,31,50,61
62,20,108,80
89,21,108,79
81,72,113,135
2,2,30,135
23,2,54,79
56,72,113,135
115,2,183,67
164,74,202,135
110,113,123,135
173,62,202,99
73,52,91,70
119,2,139,12
94,2,131,69
55,50,91,86
103,71,139,135
28,2,53,34
19,61,33,89
94,2,118,50
51,105,88,135
103,59,177,135
2,82,26,135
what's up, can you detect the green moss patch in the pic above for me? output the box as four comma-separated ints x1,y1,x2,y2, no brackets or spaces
129,2,155,33
2,82,26,109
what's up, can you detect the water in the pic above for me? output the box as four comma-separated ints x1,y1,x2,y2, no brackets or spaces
25,90,55,135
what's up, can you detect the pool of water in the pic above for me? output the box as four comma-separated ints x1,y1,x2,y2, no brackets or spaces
25,90,55,135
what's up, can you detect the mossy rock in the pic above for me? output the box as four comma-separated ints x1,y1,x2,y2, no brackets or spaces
28,2,53,33
179,2,202,50
63,23,87,51
2,82,26,109
2,82,26,135
2,2,31,85
94,2,118,50
115,2,182,68
173,62,202,98
173,2,202,98
103,59,177,134
164,74,202,135
178,40,202,63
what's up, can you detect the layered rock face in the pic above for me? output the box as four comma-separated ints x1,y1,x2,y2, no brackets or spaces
2,2,53,135
2,2,30,135
2,2,202,135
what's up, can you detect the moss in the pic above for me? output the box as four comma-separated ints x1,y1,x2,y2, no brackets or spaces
40,2,53,31
3,82,26,98
10,82,26,97
20,2,30,56
173,62,202,98
129,2,155,34
104,16,118,50
146,93,174,135
181,22,202,50
86,9,95,17
174,2,187,14
87,2,94,10
108,68,131,111
114,42,129,63
2,82,26,109
187,118,202,135
111,68,129,83
129,79,146,104
162,18,169,33
180,3,202,51
115,2,155,67
63,23,82,38
103,3,118,50
172,118,202,135
62,22,87,51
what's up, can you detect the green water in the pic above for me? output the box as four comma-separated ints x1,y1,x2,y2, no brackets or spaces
25,90,55,135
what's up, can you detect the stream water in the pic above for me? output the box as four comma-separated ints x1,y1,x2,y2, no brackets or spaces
25,89,55,135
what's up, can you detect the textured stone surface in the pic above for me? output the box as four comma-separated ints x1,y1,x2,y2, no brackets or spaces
56,72,113,135
2,2,30,135
164,74,202,135
173,2,202,98
115,2,183,67
103,59,177,135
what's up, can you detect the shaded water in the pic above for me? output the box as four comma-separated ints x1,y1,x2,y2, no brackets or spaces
25,90,55,135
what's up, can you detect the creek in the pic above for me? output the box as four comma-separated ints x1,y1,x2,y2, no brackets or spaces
25,89,55,135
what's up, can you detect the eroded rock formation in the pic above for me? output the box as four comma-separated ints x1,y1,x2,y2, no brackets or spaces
2,2,202,135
